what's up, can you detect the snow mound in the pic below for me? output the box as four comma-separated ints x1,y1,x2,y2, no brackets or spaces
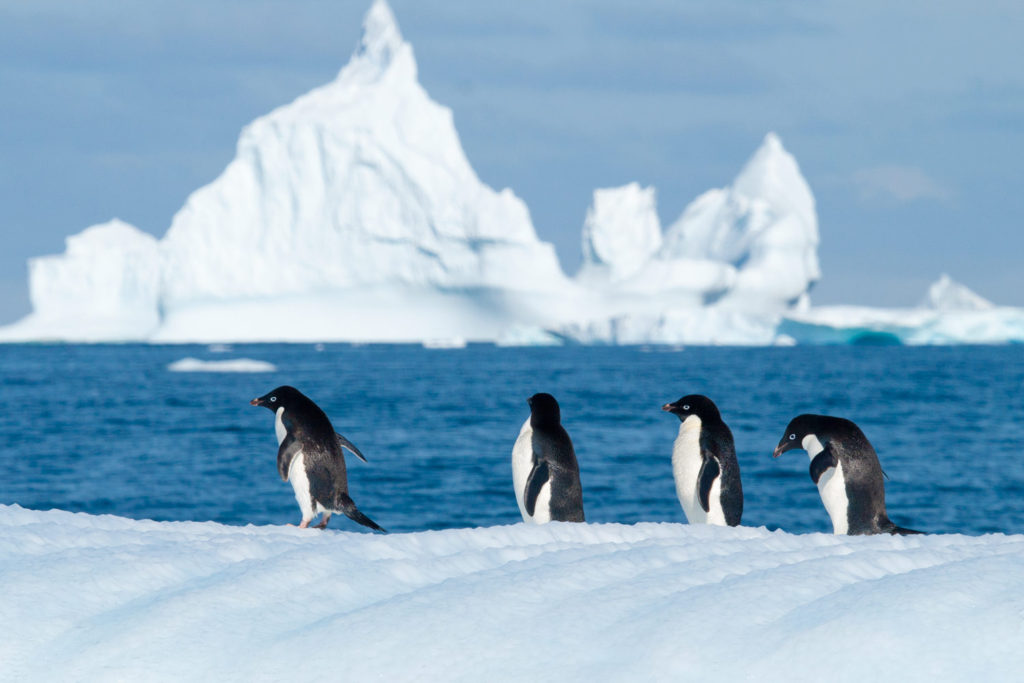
922,274,994,311
1,505,1022,681
166,357,277,373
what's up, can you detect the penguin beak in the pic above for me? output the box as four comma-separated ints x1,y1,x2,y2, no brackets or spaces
772,444,785,458
661,403,674,412
250,397,263,407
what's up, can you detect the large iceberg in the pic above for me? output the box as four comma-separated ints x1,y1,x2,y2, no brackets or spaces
1,0,574,344
2,0,1022,346
2,504,1022,681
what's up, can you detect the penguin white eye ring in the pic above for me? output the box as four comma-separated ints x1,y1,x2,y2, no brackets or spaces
789,433,796,440
682,404,690,411
270,396,276,402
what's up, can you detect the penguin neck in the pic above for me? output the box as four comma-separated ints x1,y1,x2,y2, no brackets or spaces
679,414,702,434
802,434,825,459
274,406,288,445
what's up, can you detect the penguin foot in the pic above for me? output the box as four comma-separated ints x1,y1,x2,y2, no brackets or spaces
298,520,311,529
315,514,332,530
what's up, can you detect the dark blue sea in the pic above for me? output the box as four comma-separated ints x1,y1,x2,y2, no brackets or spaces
1,344,1022,535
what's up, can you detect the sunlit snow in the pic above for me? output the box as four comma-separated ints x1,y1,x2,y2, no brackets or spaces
1,505,1021,681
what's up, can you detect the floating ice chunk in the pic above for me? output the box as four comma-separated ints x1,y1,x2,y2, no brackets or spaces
167,357,277,373
421,337,467,349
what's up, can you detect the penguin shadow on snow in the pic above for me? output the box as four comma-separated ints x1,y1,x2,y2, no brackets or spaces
251,385,386,533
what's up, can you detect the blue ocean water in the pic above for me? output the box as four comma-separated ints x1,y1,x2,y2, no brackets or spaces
1,344,1022,535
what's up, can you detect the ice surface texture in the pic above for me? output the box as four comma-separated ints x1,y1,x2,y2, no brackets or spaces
1,504,1022,682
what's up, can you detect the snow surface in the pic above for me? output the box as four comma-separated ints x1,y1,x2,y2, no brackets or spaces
2,504,1022,681
166,357,277,373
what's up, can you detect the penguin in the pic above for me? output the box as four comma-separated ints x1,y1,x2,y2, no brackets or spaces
662,395,743,526
251,386,385,532
511,393,584,524
773,414,921,535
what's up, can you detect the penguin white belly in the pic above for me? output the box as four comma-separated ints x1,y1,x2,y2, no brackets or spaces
804,435,849,535
817,463,849,535
671,416,708,524
511,417,533,521
288,452,317,522
704,477,727,526
529,481,553,524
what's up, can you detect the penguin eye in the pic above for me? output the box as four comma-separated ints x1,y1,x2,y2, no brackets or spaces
270,396,277,403
682,404,690,411
789,433,796,440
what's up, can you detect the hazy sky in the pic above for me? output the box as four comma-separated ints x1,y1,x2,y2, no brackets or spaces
1,0,1022,324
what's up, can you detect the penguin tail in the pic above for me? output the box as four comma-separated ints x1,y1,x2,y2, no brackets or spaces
337,493,387,533
891,525,924,536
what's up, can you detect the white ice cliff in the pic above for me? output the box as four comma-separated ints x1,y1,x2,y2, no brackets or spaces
5,219,161,341
0,0,1020,345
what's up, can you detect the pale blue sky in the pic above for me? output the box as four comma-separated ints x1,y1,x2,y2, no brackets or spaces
1,0,1022,323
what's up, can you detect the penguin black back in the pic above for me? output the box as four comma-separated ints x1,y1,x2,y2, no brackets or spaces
774,414,920,536
511,393,585,523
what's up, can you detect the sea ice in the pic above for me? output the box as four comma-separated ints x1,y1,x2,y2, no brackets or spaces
1,504,1021,681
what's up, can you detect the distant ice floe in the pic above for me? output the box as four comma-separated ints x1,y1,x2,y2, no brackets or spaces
421,337,467,349
2,504,1023,681
167,357,277,373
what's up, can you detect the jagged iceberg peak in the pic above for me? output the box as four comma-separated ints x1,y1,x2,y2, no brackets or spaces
159,0,566,311
661,132,820,309
578,183,662,284
922,274,994,311
339,0,414,85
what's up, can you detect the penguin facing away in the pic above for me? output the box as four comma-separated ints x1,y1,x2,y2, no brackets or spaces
773,414,921,535
511,393,585,524
251,386,385,532
662,394,743,527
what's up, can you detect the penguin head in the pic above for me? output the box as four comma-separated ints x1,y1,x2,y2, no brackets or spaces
250,385,303,411
774,414,849,457
774,414,867,457
661,394,721,423
527,393,561,427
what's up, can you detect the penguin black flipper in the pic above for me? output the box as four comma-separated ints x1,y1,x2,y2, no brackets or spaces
336,432,368,463
277,434,301,481
524,460,550,518
697,455,721,514
336,492,386,533
809,444,838,484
